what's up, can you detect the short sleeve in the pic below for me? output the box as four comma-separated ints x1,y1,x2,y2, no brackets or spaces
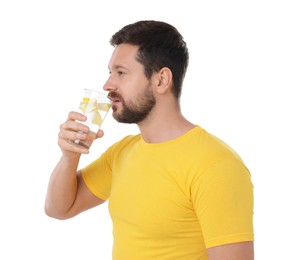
81,150,113,201
191,158,254,248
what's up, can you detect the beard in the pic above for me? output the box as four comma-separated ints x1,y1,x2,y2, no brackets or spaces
109,81,156,124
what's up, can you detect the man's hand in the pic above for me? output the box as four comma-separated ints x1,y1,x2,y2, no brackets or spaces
58,111,104,157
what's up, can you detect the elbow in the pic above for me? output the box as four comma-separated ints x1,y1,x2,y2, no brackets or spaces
44,204,71,220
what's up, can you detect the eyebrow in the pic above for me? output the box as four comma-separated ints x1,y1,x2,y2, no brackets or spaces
108,64,130,72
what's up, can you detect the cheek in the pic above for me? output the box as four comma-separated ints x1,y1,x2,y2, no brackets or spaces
119,73,149,99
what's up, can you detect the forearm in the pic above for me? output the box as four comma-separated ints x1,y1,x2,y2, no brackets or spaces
44,155,81,219
207,242,254,260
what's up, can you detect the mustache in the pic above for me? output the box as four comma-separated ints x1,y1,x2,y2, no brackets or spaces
107,91,122,101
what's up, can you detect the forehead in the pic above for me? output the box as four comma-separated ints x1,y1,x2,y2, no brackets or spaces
108,44,140,69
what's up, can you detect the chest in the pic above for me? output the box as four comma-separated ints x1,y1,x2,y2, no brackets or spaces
108,149,200,237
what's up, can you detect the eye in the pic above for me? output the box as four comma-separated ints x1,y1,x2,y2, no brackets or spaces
117,70,125,76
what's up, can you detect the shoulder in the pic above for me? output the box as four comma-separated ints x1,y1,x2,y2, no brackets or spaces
189,126,245,163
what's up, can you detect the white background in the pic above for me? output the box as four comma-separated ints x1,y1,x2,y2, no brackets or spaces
0,0,305,259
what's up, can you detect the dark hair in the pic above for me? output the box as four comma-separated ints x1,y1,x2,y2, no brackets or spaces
110,20,189,98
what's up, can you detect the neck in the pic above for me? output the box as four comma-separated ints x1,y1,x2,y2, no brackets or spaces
137,100,195,143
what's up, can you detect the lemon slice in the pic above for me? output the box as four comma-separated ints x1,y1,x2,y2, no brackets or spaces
92,111,103,126
95,103,111,112
79,98,98,113
83,97,90,103
79,102,86,113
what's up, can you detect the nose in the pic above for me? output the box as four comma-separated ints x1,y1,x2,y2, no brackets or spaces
103,75,116,92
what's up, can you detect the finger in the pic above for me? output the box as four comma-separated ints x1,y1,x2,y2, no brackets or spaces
68,111,87,122
58,128,88,143
60,120,89,134
95,129,104,139
59,138,89,155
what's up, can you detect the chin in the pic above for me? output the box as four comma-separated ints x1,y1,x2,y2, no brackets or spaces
112,111,123,122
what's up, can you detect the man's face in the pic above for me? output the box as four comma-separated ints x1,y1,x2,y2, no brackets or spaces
104,44,156,124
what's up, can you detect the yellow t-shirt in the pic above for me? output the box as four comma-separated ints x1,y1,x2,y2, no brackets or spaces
82,126,254,259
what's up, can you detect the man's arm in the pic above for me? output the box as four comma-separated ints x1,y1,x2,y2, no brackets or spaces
44,111,105,220
44,160,104,220
207,241,254,260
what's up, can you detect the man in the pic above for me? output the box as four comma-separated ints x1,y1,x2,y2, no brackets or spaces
45,20,254,259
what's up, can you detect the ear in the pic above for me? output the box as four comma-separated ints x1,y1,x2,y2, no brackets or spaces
155,67,173,94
